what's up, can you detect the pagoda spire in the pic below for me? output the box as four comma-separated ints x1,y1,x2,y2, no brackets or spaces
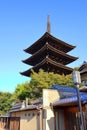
47,15,51,33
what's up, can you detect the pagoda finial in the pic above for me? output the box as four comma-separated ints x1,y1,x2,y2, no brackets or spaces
47,15,51,33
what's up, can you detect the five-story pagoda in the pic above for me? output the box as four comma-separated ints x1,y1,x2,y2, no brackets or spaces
20,17,78,77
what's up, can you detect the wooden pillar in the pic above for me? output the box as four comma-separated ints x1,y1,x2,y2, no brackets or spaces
84,103,87,130
39,110,42,130
54,111,56,130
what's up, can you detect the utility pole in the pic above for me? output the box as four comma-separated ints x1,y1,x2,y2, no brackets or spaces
72,71,84,130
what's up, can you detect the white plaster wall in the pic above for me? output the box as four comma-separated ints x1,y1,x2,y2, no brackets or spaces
43,89,60,108
43,89,60,130
20,110,41,130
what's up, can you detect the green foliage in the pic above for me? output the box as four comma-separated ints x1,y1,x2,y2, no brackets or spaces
74,66,79,71
0,69,74,113
29,69,73,99
14,82,31,102
0,92,12,114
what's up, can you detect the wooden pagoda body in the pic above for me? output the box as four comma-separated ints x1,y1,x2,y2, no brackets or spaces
20,19,78,77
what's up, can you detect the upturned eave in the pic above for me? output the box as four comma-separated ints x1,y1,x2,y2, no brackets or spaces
24,32,76,54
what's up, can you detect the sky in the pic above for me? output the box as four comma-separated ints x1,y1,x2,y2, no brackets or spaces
0,0,87,92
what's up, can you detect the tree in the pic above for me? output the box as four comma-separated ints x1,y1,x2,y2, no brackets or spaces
29,69,73,99
0,92,13,114
14,82,32,102
0,69,75,114
12,69,74,102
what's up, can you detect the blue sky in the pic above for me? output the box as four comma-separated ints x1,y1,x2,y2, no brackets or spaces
0,0,87,92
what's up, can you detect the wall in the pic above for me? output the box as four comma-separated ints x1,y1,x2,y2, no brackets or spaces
81,73,87,81
43,89,60,130
20,110,42,130
11,109,42,130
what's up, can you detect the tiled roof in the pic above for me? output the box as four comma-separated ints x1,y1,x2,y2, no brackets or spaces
10,98,43,112
52,93,87,107
10,104,42,112
51,84,77,98
10,103,22,111
51,84,87,107
79,86,87,92
51,84,77,93
10,105,42,113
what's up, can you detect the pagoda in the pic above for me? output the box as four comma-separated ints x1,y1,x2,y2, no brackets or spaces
20,16,78,77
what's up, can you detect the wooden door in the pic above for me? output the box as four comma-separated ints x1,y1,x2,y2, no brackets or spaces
65,112,81,130
10,117,20,130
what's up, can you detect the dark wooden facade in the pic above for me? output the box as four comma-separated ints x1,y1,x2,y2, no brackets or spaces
10,117,20,130
54,103,87,130
79,61,87,86
21,18,78,77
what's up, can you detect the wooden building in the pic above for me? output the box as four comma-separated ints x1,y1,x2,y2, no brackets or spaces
6,100,42,130
0,115,10,130
20,17,78,77
1,85,87,130
79,61,87,86
51,85,87,130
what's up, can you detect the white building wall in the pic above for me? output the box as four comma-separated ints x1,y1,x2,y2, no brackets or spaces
20,112,37,130
43,89,60,130
19,110,41,130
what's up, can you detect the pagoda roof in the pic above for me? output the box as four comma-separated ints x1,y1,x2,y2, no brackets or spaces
24,32,76,54
23,43,78,66
20,57,73,77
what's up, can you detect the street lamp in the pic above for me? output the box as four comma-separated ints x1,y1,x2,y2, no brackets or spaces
72,71,84,130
